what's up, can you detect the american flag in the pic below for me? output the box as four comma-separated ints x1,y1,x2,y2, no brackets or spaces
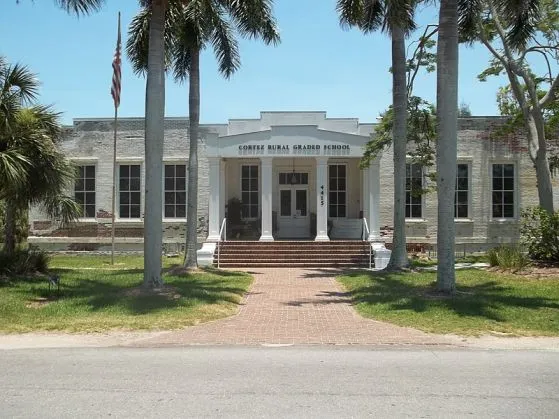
111,12,121,109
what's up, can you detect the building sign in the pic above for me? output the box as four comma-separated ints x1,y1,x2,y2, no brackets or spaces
238,144,351,156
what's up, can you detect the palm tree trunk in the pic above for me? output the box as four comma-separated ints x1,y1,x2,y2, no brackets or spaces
185,47,200,269
436,0,458,294
3,201,16,256
143,0,166,288
387,26,409,270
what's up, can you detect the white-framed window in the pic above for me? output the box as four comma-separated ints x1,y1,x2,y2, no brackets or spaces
492,163,515,218
241,165,259,219
164,164,187,218
119,164,141,218
455,163,470,218
328,164,346,217
406,163,423,218
74,165,96,218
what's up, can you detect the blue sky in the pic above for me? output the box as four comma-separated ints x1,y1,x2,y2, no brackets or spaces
1,0,508,125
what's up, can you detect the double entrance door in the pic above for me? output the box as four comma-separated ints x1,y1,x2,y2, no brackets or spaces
277,186,310,239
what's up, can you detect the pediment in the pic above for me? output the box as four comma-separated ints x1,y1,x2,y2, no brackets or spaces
206,125,368,158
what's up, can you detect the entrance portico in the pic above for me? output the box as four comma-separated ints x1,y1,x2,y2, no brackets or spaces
204,124,383,244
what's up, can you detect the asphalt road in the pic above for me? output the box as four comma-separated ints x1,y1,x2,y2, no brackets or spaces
1,346,558,418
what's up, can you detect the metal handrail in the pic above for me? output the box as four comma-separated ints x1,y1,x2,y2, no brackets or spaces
217,218,227,269
362,218,372,270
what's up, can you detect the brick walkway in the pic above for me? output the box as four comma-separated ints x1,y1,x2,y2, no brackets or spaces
133,268,457,346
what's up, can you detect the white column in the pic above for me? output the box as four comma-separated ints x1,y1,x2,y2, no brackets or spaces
219,160,226,225
362,167,369,220
368,158,382,242
206,157,221,242
259,157,274,241
315,157,329,241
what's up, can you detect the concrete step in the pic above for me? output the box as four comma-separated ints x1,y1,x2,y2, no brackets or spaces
212,240,373,269
215,253,369,258
214,255,369,263
215,262,370,268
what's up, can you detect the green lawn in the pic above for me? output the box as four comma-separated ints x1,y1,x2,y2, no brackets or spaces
338,269,559,336
0,255,252,333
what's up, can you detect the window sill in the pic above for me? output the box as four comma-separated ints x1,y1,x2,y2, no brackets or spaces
76,218,98,223
163,218,187,223
490,218,517,223
454,218,474,223
115,219,144,223
405,218,426,223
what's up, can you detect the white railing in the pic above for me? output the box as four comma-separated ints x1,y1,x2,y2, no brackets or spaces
217,218,227,269
362,218,372,270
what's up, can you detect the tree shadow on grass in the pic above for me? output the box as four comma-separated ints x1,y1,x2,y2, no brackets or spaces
13,270,249,316
341,270,559,323
163,264,251,278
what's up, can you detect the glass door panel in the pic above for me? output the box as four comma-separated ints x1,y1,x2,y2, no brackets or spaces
295,189,307,217
280,189,291,216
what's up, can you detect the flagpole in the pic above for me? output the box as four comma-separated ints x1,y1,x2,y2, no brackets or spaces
110,11,121,266
111,104,118,265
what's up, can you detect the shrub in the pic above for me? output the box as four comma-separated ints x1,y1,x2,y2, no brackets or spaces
520,207,559,261
0,249,50,276
486,245,529,271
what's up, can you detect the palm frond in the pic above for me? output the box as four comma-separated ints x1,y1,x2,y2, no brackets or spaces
20,105,63,141
458,0,483,44
0,149,30,199
209,6,241,78
337,0,368,29
41,194,82,226
384,0,416,35
496,0,540,49
127,7,153,76
221,0,280,45
53,0,104,16
126,5,176,76
1,63,39,105
361,0,385,33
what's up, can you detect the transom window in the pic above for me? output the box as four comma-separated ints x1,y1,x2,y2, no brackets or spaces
119,164,141,218
455,163,469,218
241,165,259,218
328,164,346,218
164,164,186,218
492,163,515,218
279,172,308,185
74,165,95,218
406,163,423,218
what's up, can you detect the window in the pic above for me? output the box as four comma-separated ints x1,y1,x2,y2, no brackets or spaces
241,165,258,218
74,165,95,218
455,163,469,218
492,163,515,218
328,164,346,217
119,164,141,218
164,164,186,218
406,163,423,218
279,172,308,185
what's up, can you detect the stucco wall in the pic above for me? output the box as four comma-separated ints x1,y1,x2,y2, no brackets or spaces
28,113,557,250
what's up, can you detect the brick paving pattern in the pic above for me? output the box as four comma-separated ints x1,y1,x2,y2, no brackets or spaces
133,268,457,346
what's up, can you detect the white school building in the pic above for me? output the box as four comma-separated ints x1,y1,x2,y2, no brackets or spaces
28,111,559,267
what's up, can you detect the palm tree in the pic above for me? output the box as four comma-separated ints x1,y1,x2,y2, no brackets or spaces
337,0,416,270
434,0,541,294
128,0,280,274
0,58,81,255
143,0,168,288
435,0,458,293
